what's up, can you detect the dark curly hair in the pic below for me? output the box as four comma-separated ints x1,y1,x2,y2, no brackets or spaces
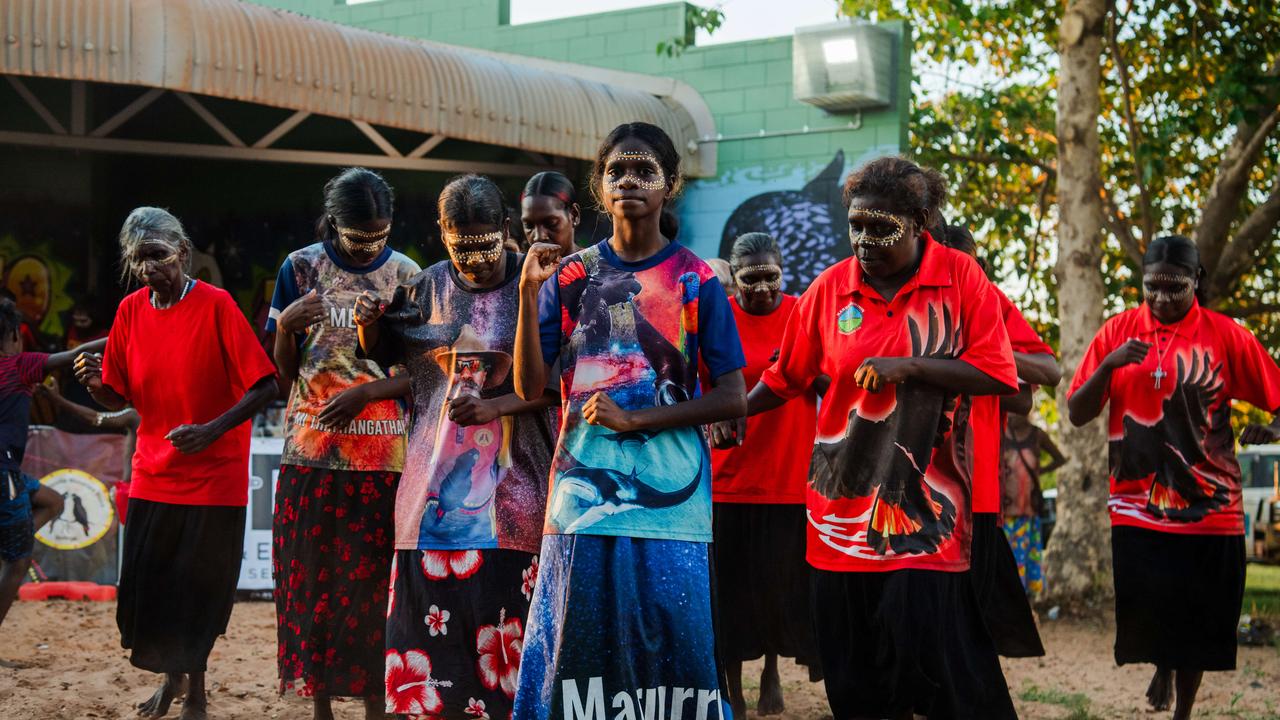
842,156,948,231
589,122,682,240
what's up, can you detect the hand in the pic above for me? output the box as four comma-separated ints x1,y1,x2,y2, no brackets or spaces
165,423,221,454
854,357,915,392
34,382,60,401
583,392,633,431
709,417,746,449
277,289,326,334
522,242,562,290
74,352,104,392
448,395,501,426
316,385,370,429
1240,423,1280,446
354,291,387,327
1103,338,1152,370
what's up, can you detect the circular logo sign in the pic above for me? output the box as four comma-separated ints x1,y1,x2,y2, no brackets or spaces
838,303,863,335
34,469,114,550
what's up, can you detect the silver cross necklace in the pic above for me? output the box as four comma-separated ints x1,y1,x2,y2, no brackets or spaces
1151,333,1175,389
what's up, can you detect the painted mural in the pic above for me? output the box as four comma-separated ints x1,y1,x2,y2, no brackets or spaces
0,234,74,340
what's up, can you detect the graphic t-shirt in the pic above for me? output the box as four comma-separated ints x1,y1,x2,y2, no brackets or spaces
999,425,1043,518
267,243,419,472
102,282,277,506
761,238,1017,572
537,240,745,542
1068,302,1280,535
0,352,48,472
711,294,816,504
377,254,555,554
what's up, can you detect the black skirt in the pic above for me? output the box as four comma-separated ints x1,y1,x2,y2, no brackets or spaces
713,502,821,677
811,567,1016,720
117,498,245,674
1112,526,1245,671
969,512,1045,657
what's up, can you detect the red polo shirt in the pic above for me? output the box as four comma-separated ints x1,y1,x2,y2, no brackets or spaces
762,237,1017,572
970,286,1056,514
1068,302,1280,534
711,294,816,504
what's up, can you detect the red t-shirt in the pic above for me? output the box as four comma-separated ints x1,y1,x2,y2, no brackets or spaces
1068,302,1280,535
102,281,277,507
762,238,1017,572
711,294,817,504
970,286,1056,514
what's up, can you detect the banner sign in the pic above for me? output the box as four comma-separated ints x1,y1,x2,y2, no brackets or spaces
241,437,283,591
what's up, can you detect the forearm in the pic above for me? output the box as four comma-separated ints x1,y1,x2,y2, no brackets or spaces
490,389,559,416
1041,460,1066,475
361,375,412,401
907,358,1017,396
746,381,789,417
206,375,277,436
87,384,128,412
1000,384,1035,415
628,372,746,430
1067,366,1112,426
47,337,108,371
1014,352,1062,387
46,392,100,426
514,284,548,401
273,330,301,382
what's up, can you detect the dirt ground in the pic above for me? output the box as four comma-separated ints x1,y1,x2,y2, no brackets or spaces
1,600,1277,720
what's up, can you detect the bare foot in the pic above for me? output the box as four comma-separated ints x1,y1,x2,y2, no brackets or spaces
137,674,186,718
1146,667,1173,712
756,661,785,716
313,693,335,720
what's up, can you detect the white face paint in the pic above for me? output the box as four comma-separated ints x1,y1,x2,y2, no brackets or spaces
444,230,505,268
336,225,390,259
604,151,667,192
1142,272,1195,305
847,208,906,249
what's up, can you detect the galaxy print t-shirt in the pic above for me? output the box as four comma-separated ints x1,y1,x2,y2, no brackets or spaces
267,242,420,472
536,240,744,543
376,253,556,553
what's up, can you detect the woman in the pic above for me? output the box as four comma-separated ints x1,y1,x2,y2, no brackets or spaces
355,174,558,720
511,122,746,720
706,232,820,717
1067,234,1280,720
747,156,1019,719
998,410,1065,596
268,168,420,718
520,171,581,256
75,207,277,720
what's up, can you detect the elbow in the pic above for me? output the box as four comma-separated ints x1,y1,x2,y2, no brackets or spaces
1066,400,1090,428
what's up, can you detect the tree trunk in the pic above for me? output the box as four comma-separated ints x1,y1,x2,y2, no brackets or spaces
1044,0,1113,611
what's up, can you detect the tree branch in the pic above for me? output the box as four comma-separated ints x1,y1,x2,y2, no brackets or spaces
1105,12,1155,248
1101,186,1143,265
940,150,1057,176
1208,174,1280,302
1220,302,1280,318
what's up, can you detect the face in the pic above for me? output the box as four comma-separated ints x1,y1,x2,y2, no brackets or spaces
129,239,186,294
522,195,579,255
72,309,92,329
1142,261,1196,324
733,252,784,315
846,197,921,279
1,328,19,355
333,217,391,266
443,221,509,287
601,139,670,226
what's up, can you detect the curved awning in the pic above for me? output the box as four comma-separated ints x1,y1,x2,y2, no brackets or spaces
0,0,716,176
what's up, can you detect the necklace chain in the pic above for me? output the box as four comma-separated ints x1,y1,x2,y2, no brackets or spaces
1151,329,1176,389
151,277,193,309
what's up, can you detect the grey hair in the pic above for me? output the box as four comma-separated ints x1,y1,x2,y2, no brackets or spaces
729,232,781,270
118,206,193,282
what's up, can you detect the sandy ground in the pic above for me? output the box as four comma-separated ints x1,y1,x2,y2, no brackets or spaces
1,600,1277,720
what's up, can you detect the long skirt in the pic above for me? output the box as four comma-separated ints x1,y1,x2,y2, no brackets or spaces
811,567,1017,720
385,548,537,719
273,465,397,698
713,502,821,678
117,498,245,674
1003,514,1045,595
1112,526,1244,671
971,512,1045,658
513,534,731,720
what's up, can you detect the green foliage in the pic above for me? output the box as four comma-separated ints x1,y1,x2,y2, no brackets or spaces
657,4,725,57
1244,563,1280,620
837,0,1280,349
1017,684,1102,720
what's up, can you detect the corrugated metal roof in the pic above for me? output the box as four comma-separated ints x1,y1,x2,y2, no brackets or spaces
0,0,716,175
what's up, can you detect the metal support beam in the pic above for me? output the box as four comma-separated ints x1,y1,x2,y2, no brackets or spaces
175,92,246,147
407,134,445,159
0,130,548,177
6,76,67,135
92,88,164,138
70,82,87,136
351,120,402,158
253,110,310,149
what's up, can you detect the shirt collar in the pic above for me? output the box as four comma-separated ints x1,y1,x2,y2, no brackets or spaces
836,232,953,298
1137,299,1202,338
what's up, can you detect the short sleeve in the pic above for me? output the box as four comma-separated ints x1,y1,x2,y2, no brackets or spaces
216,292,277,390
760,287,823,400
954,261,1017,390
1068,316,1121,400
997,287,1054,356
265,257,300,333
16,352,49,385
537,275,561,368
696,276,745,379
101,300,132,401
1223,320,1280,411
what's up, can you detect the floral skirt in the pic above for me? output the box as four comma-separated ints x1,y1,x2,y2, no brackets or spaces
385,548,538,719
273,465,397,698
1002,515,1044,596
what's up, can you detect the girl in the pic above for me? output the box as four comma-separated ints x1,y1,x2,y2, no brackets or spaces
747,157,1019,719
707,232,821,718
520,171,581,256
1068,234,1280,720
355,174,558,720
511,122,746,720
269,168,420,719
998,410,1065,596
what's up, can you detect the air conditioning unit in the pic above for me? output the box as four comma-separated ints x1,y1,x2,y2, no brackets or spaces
792,21,896,112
